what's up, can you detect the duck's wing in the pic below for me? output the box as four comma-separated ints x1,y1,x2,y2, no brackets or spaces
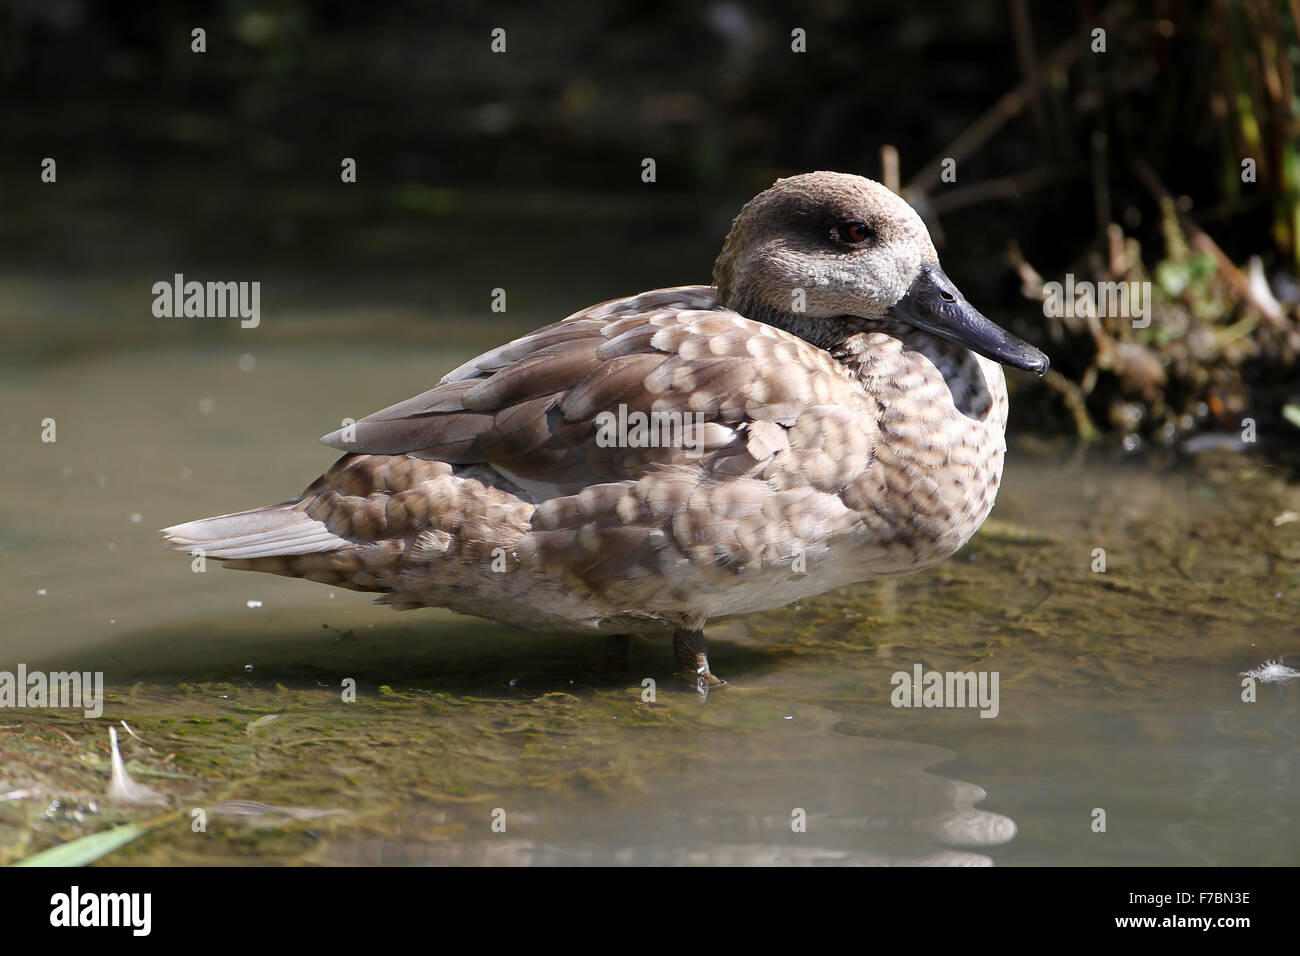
320,285,880,498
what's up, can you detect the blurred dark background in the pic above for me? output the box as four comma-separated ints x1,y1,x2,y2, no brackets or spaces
2,0,1297,450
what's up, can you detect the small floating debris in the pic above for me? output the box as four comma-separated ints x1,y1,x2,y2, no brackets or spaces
1240,660,1300,684
245,714,280,734
105,727,168,807
246,599,263,608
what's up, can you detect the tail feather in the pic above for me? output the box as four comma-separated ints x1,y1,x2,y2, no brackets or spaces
162,503,352,560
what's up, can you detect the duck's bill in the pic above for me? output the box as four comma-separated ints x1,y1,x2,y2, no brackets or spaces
888,262,1050,376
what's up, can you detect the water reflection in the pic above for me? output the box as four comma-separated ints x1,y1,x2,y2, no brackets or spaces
1,339,1296,866
316,727,1016,866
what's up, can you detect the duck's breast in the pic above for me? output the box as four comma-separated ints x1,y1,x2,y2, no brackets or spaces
836,326,1010,574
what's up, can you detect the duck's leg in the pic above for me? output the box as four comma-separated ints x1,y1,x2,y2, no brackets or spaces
673,624,726,693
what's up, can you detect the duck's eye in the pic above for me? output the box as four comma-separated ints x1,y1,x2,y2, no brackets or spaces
837,221,874,244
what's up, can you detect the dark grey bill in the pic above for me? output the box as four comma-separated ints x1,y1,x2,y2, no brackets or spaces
888,261,1049,376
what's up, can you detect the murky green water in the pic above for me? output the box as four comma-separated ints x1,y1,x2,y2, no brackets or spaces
2,281,1298,866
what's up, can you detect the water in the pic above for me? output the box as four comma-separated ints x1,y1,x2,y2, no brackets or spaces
2,285,1297,866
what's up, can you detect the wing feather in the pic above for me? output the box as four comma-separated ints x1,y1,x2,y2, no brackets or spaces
318,285,878,494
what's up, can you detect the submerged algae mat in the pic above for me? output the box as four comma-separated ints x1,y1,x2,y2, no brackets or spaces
2,445,1298,866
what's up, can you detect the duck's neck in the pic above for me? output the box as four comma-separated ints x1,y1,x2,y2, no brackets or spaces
722,288,1006,424
835,318,1008,426
721,292,865,352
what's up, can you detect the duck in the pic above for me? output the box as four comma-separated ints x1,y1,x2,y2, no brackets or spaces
164,171,1048,692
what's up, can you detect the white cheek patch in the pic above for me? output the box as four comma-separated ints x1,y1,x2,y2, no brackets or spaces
847,247,916,308
801,269,833,290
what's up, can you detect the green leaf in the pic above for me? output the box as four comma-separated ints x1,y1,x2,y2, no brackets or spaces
12,823,147,867
1282,405,1300,429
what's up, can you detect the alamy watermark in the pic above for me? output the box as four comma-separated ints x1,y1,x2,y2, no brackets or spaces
594,404,707,456
49,886,150,936
151,273,260,328
890,663,999,718
1042,274,1151,329
0,664,103,718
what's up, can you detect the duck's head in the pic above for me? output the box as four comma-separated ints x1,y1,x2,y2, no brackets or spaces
713,170,1048,375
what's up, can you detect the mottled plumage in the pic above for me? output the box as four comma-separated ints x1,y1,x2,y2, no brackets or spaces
164,172,1047,689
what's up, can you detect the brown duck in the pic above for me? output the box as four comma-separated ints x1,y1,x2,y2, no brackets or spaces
164,171,1048,690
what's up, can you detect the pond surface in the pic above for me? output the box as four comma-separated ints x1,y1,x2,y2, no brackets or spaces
2,281,1298,866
